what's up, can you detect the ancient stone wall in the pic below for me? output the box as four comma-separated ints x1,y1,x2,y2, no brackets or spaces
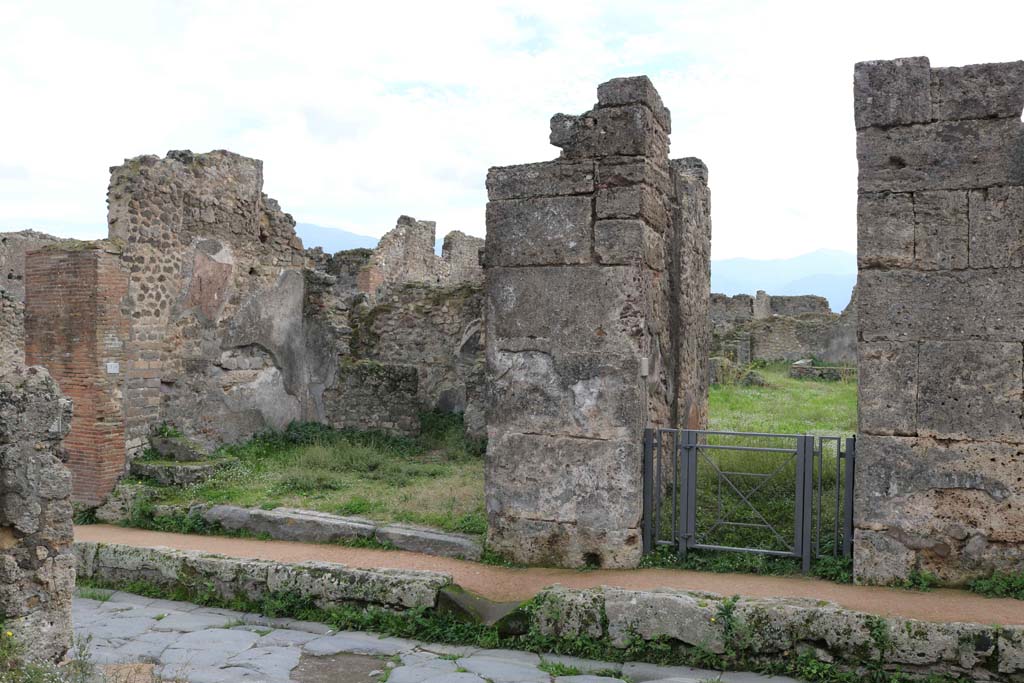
767,293,831,317
0,292,23,372
0,364,74,663
356,216,484,302
709,293,754,335
854,56,1024,583
0,230,69,302
24,245,130,505
322,360,420,435
484,76,710,568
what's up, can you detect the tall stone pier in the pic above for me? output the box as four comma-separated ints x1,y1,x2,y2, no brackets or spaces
854,57,1024,583
483,76,711,568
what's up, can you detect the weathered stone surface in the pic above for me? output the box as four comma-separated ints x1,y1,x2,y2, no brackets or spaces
94,481,153,525
202,505,376,542
916,340,1024,441
75,541,451,610
0,292,24,373
0,230,70,302
912,190,968,270
596,75,672,132
857,192,915,268
969,186,1024,268
375,524,482,561
150,434,206,462
853,57,932,129
129,458,234,487
323,360,420,436
857,117,1024,192
595,185,669,233
551,105,668,161
486,161,595,201
931,61,1024,121
485,196,592,267
857,342,917,436
604,589,724,652
0,365,74,663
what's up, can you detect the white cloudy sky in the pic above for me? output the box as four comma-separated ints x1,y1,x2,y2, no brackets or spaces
1,0,1023,259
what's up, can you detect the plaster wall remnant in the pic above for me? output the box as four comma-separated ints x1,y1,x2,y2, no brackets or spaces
0,361,74,663
355,216,484,302
853,56,1024,584
483,76,711,568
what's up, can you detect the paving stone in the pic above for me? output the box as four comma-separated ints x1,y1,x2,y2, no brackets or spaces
82,616,158,641
112,631,181,662
621,662,718,682
227,645,302,679
417,643,480,658
266,618,335,635
541,654,621,674
388,660,460,683
155,611,242,632
161,628,261,667
555,676,627,683
455,655,548,683
146,597,200,613
159,664,270,683
87,644,129,666
420,674,487,683
469,648,541,665
303,631,416,656
254,628,320,647
108,591,156,606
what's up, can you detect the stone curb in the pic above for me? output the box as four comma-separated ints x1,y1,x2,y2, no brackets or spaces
74,541,452,611
200,504,483,561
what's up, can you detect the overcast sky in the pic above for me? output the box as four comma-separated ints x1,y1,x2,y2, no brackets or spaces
1,1,1023,259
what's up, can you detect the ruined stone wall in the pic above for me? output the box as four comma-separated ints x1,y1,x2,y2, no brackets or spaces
0,364,74,662
709,293,754,335
24,245,129,505
105,150,330,454
0,230,69,302
484,76,710,568
349,283,485,437
322,360,420,435
356,216,483,302
0,292,23,372
768,293,831,317
854,57,1024,583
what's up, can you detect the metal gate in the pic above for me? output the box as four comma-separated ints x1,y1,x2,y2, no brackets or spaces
641,429,855,572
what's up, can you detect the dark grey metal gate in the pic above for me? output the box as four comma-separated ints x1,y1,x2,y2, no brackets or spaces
641,429,855,572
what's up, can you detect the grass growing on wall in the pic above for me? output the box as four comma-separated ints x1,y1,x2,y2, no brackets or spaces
130,412,488,536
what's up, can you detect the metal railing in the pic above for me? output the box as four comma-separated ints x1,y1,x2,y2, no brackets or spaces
642,428,855,572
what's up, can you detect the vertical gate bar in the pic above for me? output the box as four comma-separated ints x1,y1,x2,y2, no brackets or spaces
686,429,698,550
815,437,822,558
671,431,678,548
833,438,841,557
642,428,654,554
677,431,688,560
800,435,814,573
654,429,663,545
843,436,856,558
793,437,805,558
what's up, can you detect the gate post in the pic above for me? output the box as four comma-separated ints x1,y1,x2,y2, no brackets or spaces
642,428,654,554
797,435,814,573
843,436,856,558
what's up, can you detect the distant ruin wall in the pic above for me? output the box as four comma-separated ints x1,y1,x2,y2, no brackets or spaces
484,76,710,568
0,364,74,663
24,245,129,505
854,57,1024,583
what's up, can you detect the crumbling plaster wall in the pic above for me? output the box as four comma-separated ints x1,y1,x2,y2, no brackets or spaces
484,76,710,568
854,56,1024,584
0,363,74,663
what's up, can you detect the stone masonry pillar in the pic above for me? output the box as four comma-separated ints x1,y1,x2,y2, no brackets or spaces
854,57,1024,583
483,76,710,568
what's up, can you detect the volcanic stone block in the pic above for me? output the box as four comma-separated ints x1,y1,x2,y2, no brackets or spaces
857,192,915,268
485,160,595,201
931,61,1024,121
916,341,1024,441
551,105,668,160
594,220,665,269
857,342,918,436
913,190,968,270
597,75,672,132
858,268,1024,342
854,57,932,129
853,435,1024,582
596,157,673,196
969,186,1024,268
486,265,647,354
485,196,592,267
857,117,1024,192
595,185,670,232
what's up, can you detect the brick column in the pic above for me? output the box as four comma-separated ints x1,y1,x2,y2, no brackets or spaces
483,76,710,568
24,244,129,506
854,57,1024,583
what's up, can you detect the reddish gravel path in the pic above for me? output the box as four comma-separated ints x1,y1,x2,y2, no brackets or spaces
77,525,1024,626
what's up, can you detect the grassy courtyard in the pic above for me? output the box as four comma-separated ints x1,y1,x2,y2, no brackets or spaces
128,363,856,552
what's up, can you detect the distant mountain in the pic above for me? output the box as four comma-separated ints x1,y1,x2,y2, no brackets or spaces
711,249,857,311
296,223,378,252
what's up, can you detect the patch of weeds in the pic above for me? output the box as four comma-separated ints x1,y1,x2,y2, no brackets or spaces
153,613,167,621
478,545,526,569
72,506,98,525
899,569,939,592
155,422,184,439
968,571,1024,600
538,661,582,676
811,555,853,584
221,619,246,629
254,628,274,637
77,586,112,602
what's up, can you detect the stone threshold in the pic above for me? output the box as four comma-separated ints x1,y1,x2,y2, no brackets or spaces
74,540,1024,681
175,503,484,561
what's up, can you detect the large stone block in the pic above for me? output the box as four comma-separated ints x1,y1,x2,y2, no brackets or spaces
485,512,642,569
857,268,1024,342
969,186,1024,268
486,265,647,354
595,185,669,233
916,341,1023,441
858,342,918,436
551,105,668,160
603,588,723,651
485,161,595,201
857,117,1024,192
931,61,1024,122
854,435,1024,582
594,220,665,269
485,196,592,267
857,192,915,268
913,190,968,270
596,75,672,132
596,157,673,196
853,57,932,129
487,350,641,441
485,432,642,530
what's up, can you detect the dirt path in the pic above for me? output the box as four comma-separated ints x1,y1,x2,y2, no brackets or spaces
77,525,1024,626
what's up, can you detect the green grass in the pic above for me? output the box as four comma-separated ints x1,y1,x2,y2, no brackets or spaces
968,571,1024,600
131,412,487,536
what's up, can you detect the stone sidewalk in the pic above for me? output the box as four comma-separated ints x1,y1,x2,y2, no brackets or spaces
74,590,799,683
